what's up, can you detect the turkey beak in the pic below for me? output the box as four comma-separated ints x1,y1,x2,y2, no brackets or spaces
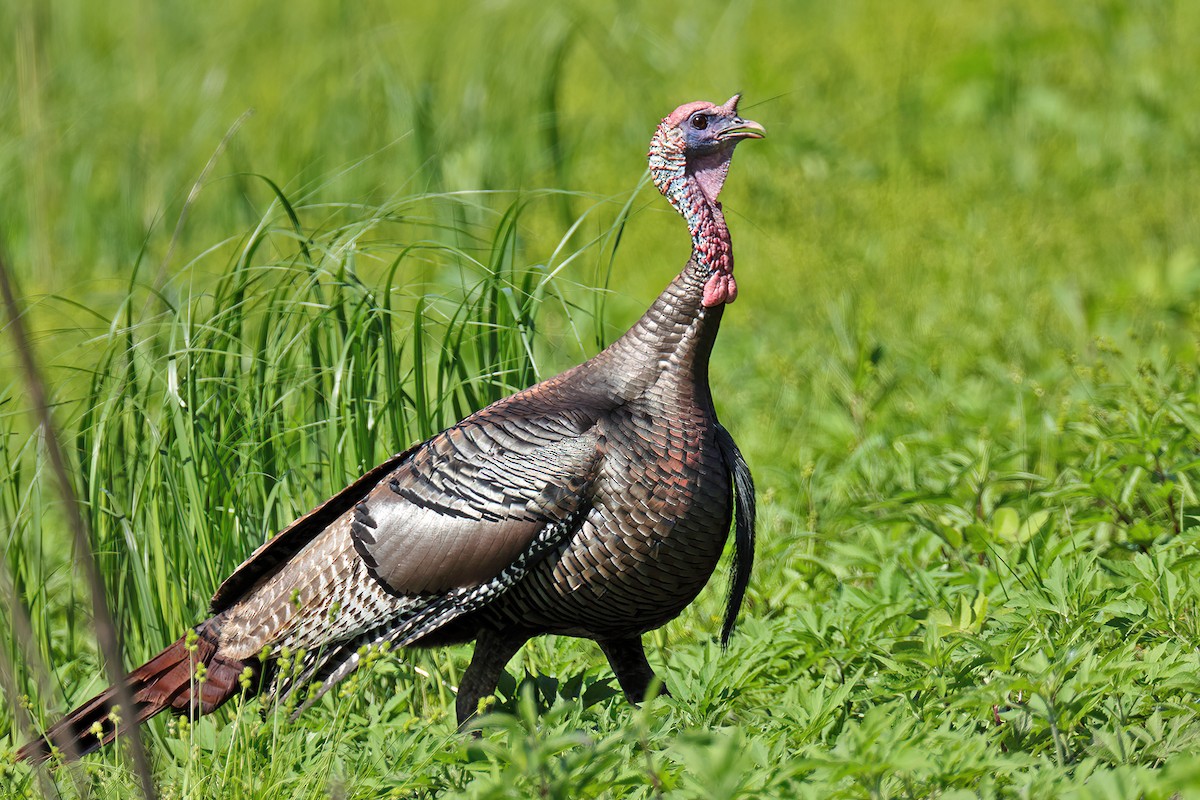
716,117,766,143
712,93,766,143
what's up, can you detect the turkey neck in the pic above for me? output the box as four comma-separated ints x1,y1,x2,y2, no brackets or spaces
599,182,730,405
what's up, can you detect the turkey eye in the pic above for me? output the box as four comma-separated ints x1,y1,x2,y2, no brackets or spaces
690,114,708,130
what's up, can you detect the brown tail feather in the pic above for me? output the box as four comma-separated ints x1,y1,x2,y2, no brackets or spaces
18,623,250,764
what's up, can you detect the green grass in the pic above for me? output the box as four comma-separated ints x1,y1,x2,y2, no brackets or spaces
3,0,1200,797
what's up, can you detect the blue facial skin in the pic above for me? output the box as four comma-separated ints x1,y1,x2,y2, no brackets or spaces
681,110,728,155
681,107,764,156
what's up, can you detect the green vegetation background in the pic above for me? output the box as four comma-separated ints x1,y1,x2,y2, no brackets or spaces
2,0,1200,797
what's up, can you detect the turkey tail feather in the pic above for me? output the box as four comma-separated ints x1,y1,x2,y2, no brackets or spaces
717,423,757,647
17,623,247,764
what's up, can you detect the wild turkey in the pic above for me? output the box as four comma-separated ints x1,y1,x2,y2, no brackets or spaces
19,94,764,763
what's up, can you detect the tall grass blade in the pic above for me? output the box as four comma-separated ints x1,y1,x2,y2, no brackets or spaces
0,243,156,797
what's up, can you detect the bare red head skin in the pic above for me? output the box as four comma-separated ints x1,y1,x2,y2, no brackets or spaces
648,94,765,306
